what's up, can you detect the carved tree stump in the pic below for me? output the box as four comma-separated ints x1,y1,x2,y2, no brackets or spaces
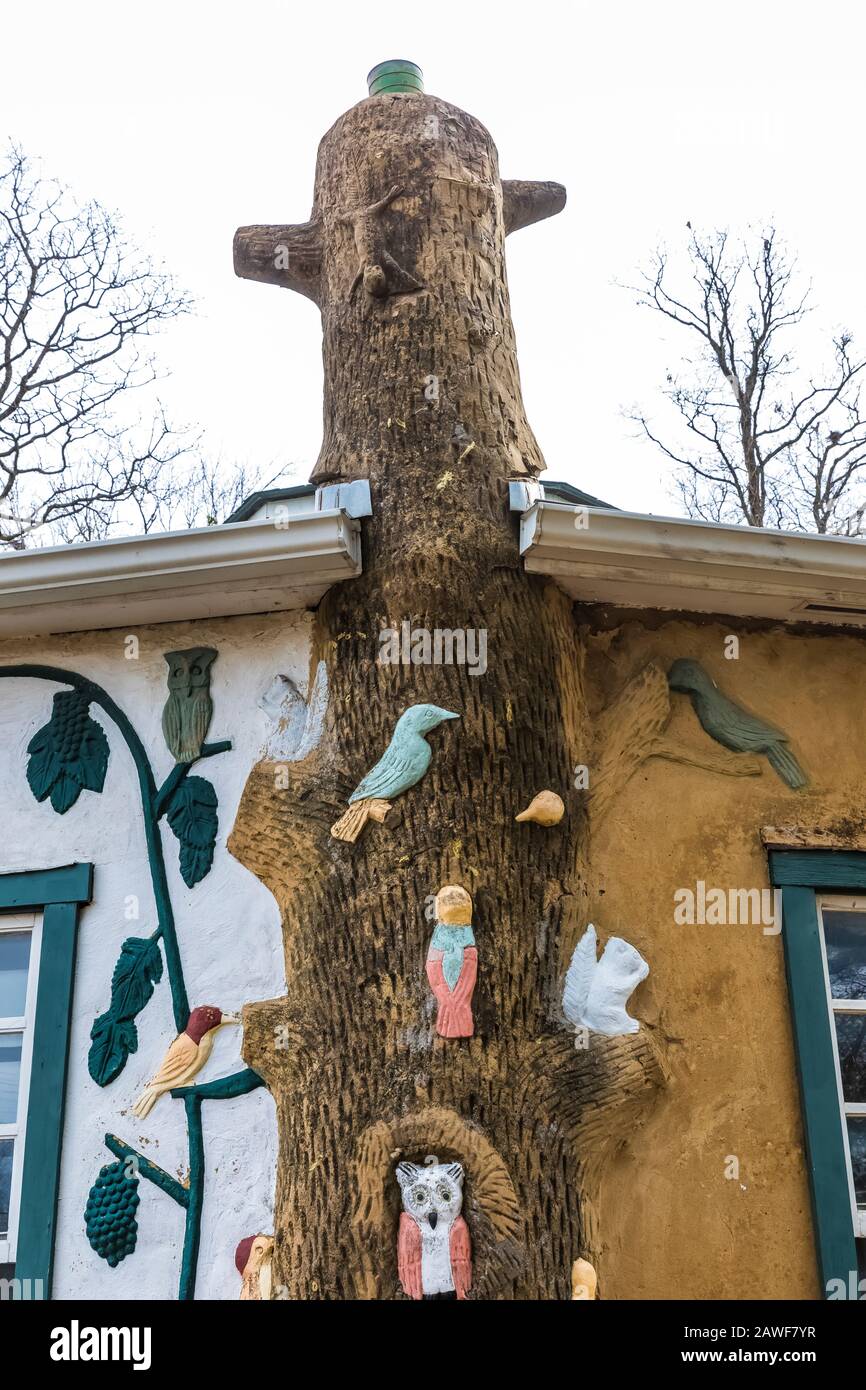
230,74,664,1299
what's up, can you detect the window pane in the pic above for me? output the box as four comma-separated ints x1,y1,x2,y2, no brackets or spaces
836,1014,866,1102
0,1137,12,1238
848,1118,866,1207
0,1033,23,1124
0,933,31,1017
822,910,866,1000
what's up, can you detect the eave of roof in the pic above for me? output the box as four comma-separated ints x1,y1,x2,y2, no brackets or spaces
520,501,866,629
0,510,361,638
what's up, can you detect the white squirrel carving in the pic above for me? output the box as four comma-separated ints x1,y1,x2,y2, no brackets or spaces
259,660,329,761
563,923,649,1035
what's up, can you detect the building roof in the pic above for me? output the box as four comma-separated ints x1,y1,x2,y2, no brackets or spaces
223,478,617,524
0,510,361,638
520,500,866,629
2,476,866,639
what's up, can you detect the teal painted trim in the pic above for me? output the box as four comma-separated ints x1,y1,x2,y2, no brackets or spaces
104,1133,189,1208
768,852,862,1296
179,1095,204,1301
0,862,92,909
14,895,83,1296
0,665,189,1029
770,850,866,890
171,1066,265,1100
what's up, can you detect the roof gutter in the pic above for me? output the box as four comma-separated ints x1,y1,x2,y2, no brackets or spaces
0,510,361,638
520,501,866,628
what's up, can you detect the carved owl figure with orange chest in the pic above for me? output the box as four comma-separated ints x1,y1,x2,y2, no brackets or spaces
397,1157,471,1300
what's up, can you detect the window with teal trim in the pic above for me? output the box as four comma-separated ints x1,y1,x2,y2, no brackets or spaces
0,911,42,1269
0,864,91,1300
770,849,866,1297
817,896,866,1236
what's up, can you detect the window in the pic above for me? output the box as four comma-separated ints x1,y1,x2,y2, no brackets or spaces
0,912,42,1265
769,849,866,1295
0,864,92,1298
818,897,866,1236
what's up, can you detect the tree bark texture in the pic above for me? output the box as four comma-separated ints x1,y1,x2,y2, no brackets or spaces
230,86,664,1299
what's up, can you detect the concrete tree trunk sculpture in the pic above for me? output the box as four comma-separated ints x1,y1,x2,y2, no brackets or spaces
230,65,664,1299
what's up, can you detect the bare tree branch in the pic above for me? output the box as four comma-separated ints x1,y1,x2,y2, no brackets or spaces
624,226,866,533
0,144,194,547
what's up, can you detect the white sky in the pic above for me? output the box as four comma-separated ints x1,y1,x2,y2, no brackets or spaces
5,0,866,517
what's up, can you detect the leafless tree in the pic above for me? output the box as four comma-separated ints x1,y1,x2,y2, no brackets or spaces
0,144,194,548
627,227,866,533
51,454,293,544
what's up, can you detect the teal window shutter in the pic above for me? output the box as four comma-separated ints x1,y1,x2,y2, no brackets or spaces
770,851,864,1294
0,864,92,1297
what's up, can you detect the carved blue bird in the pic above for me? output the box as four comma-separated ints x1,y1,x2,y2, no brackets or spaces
668,659,807,789
330,703,459,841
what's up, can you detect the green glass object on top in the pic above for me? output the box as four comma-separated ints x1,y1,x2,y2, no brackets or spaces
161,648,217,764
26,689,109,813
367,59,424,96
668,658,808,789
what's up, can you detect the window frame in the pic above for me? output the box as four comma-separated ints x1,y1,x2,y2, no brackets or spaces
816,894,866,1237
0,910,42,1263
769,850,866,1295
0,864,92,1297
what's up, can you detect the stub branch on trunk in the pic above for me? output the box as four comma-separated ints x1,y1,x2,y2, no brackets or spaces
502,179,567,234
233,219,323,304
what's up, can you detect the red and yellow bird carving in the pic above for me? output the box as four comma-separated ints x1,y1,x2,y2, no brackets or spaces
236,1233,275,1300
131,1005,240,1118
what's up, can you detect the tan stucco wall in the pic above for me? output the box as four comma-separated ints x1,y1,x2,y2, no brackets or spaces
582,612,866,1300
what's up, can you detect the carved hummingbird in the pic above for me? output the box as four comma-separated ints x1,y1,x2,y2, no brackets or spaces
131,1005,240,1118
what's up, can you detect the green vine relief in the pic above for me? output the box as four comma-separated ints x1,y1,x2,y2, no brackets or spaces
88,936,165,1087
26,689,109,813
0,655,265,1299
166,776,219,888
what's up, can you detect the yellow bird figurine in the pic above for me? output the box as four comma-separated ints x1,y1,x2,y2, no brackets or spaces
131,1005,240,1119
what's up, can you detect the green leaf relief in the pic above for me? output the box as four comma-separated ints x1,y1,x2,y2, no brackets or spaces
166,775,218,887
88,937,164,1087
26,689,109,814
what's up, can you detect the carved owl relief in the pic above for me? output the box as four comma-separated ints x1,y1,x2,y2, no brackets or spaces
161,647,217,763
396,1157,471,1300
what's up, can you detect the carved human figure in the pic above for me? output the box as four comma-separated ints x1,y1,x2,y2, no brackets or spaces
426,884,477,1038
397,1157,471,1300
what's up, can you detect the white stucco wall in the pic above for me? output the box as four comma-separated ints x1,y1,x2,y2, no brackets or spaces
0,610,312,1299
